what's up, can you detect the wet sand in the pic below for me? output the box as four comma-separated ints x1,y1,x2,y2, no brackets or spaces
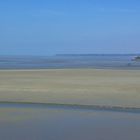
0,69,140,108
0,103,140,140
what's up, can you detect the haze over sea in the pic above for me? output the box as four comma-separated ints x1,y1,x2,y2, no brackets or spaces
0,54,140,70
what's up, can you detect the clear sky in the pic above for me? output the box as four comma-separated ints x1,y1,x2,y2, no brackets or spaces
0,0,140,55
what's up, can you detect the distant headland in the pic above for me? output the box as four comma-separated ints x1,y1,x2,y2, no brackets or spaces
133,56,140,61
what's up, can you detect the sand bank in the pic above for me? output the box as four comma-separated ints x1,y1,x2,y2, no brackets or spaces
0,69,140,108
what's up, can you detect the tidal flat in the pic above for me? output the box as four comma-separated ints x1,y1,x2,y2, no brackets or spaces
0,69,140,140
0,69,140,108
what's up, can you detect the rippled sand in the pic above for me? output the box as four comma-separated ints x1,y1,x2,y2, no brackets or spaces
0,69,140,108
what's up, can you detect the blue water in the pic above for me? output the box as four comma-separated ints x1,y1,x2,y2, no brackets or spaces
0,103,140,140
0,54,140,69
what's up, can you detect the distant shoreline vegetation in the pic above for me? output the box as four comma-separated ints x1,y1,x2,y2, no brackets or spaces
133,56,140,61
56,54,140,57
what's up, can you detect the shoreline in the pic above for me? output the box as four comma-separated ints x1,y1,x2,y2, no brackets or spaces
0,101,140,113
0,67,140,71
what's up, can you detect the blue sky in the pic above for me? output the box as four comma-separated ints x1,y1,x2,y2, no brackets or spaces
0,0,140,55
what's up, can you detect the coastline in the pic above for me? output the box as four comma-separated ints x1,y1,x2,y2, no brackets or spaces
0,68,140,108
0,101,140,113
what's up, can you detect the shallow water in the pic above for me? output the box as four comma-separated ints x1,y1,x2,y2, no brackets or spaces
0,103,140,140
0,54,140,69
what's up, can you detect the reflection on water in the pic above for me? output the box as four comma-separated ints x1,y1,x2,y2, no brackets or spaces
0,104,140,140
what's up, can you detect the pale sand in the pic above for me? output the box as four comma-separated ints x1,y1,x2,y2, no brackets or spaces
0,69,140,108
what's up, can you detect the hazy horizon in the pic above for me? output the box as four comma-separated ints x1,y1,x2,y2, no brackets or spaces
0,53,140,57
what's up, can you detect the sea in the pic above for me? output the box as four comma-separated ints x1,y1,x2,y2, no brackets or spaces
0,54,140,70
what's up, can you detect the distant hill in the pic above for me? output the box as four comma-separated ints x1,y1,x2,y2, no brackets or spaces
133,56,140,61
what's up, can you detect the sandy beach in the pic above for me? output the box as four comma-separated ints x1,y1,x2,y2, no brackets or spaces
0,69,140,108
